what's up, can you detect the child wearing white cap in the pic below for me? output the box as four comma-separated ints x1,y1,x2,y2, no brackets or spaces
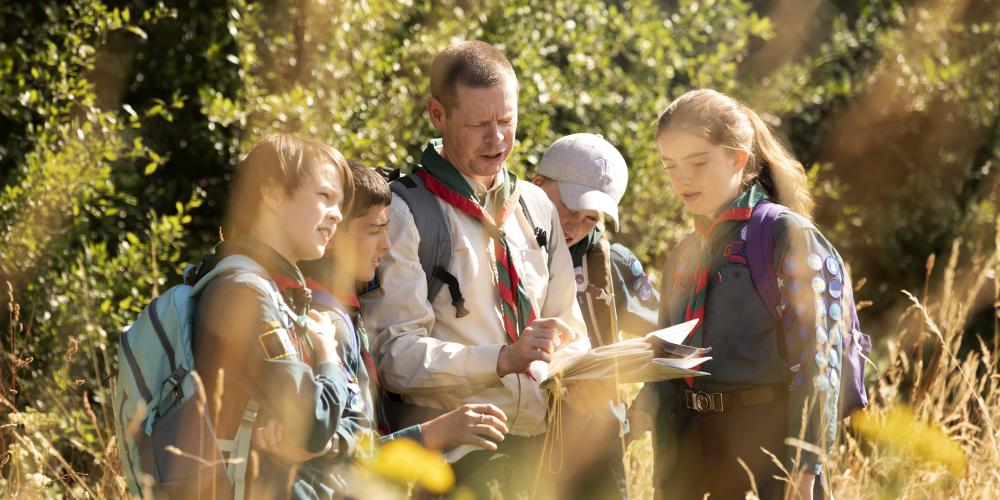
531,133,660,500
532,133,660,344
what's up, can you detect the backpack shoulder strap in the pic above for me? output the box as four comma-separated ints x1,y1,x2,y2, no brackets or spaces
390,174,453,304
745,200,788,324
217,398,259,500
516,180,558,261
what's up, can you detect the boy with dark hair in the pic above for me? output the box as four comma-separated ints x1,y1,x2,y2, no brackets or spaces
296,161,509,495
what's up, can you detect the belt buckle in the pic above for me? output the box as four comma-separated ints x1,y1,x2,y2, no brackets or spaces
685,390,725,413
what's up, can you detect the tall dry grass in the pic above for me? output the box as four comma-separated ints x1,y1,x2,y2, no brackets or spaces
1,216,999,498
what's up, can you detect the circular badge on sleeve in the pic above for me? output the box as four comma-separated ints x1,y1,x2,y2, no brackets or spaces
807,253,823,272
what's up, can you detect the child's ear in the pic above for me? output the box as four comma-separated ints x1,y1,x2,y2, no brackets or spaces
260,179,287,213
531,175,545,187
731,149,749,173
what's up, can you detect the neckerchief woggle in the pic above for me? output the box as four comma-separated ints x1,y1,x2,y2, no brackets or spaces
414,140,536,349
683,183,768,386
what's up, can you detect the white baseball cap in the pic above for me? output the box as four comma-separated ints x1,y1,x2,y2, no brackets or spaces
536,133,628,229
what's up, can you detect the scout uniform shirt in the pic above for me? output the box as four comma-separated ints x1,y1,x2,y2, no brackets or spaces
638,186,844,475
193,237,352,499
309,281,426,451
296,281,427,498
361,141,589,440
568,226,660,346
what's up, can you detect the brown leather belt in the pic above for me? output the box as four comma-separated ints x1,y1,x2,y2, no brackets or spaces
683,385,784,414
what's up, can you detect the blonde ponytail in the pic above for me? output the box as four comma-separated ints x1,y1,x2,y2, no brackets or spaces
657,89,814,218
742,107,814,218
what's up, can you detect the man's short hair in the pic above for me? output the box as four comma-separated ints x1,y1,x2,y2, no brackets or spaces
430,41,517,112
345,159,391,220
225,134,353,238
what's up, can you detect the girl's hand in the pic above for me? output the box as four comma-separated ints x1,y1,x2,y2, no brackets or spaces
420,403,509,451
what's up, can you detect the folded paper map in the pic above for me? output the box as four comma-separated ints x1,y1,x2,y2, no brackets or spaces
538,319,712,390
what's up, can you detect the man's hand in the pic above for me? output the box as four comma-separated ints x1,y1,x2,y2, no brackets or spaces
255,419,332,464
784,471,816,500
565,378,616,413
420,404,509,451
496,318,577,377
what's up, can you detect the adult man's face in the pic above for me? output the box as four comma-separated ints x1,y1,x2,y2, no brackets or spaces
429,78,518,185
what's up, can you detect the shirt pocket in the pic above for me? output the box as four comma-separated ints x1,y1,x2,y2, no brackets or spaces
705,264,779,362
517,247,548,312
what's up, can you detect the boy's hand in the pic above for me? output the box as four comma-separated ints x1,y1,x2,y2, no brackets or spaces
303,309,338,362
421,404,508,451
496,318,577,377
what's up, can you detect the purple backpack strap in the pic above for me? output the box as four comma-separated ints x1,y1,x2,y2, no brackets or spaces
746,200,787,324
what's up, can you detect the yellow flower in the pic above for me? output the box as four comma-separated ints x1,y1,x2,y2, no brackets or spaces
853,406,967,475
366,438,455,494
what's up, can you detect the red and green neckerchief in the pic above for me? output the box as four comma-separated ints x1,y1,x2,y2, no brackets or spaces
415,140,536,346
683,184,768,386
306,278,391,435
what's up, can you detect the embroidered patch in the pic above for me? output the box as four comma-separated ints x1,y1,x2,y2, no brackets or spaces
828,278,843,299
629,259,643,277
811,275,826,294
815,298,828,318
723,241,744,257
829,324,842,345
814,374,830,392
639,282,653,301
807,253,823,272
825,257,841,276
816,326,828,345
815,351,829,368
632,274,645,292
258,322,295,360
829,302,843,321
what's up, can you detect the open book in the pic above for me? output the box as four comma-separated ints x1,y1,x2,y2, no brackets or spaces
537,319,712,390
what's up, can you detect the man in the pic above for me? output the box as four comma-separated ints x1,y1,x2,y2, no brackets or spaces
532,133,662,499
361,41,601,498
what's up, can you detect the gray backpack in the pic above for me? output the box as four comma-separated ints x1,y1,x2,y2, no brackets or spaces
388,170,558,317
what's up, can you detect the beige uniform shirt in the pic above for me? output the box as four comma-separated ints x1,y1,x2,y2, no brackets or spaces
361,170,588,438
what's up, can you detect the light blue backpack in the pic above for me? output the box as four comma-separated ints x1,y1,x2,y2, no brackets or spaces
114,255,293,499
